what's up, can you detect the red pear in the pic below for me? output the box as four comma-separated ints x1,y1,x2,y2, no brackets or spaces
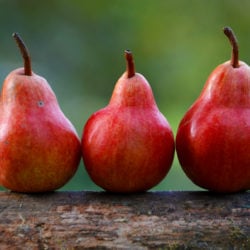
82,50,175,193
0,33,81,192
176,27,250,193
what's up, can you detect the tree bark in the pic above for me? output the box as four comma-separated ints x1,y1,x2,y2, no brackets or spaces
0,191,249,249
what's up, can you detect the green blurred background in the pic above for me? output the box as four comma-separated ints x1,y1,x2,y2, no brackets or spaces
0,0,249,191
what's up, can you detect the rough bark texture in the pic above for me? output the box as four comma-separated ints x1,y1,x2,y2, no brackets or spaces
0,191,249,249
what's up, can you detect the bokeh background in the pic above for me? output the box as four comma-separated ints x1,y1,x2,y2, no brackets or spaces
0,0,249,191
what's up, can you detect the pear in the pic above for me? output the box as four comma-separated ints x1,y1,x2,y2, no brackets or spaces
82,50,175,193
176,27,250,193
0,33,81,192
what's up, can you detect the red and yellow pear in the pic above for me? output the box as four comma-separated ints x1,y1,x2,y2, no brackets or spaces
82,50,175,193
0,33,81,192
176,27,250,193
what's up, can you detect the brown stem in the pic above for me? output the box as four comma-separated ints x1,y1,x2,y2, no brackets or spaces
12,33,32,76
223,27,239,68
125,50,135,78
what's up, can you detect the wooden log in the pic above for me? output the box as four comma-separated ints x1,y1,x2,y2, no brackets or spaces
0,191,249,249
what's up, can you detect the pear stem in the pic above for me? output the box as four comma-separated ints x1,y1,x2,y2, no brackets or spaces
125,50,135,78
13,32,32,76
223,27,239,68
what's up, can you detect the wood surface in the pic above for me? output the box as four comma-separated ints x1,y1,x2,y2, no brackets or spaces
0,191,249,249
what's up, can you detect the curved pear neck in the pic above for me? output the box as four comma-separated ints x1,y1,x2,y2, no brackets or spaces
109,73,157,109
200,61,250,108
1,69,58,112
